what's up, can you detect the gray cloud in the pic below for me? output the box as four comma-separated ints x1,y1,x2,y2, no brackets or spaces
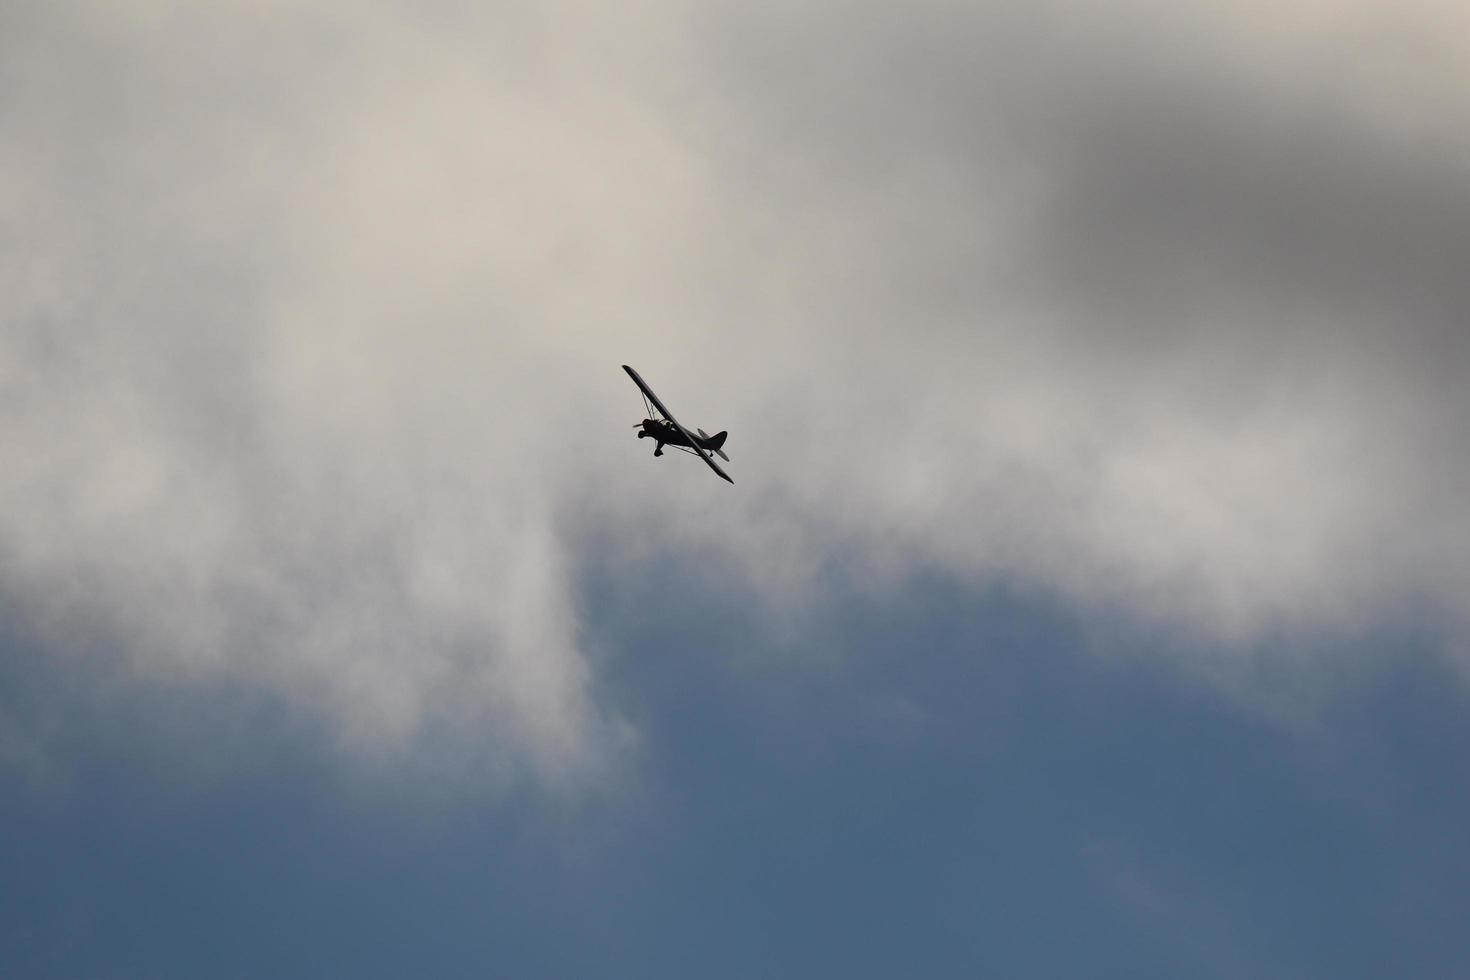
666,0,1470,637
3,0,1468,775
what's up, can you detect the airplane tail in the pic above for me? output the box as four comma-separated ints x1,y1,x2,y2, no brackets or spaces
698,429,730,461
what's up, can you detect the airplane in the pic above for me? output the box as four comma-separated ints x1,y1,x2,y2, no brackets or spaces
623,364,733,484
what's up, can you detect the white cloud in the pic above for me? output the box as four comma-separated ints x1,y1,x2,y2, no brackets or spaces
3,0,1468,776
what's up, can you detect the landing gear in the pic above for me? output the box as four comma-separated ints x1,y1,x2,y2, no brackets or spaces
633,417,666,457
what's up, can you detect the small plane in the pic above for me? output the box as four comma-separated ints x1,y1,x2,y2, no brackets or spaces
623,364,733,484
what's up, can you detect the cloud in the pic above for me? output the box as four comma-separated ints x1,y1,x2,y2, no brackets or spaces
663,0,1470,640
3,0,1468,776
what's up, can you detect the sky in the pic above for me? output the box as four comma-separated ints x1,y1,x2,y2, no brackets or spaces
2,1,1469,976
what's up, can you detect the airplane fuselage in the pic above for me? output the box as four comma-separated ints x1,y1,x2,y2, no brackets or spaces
638,418,694,448
636,419,729,462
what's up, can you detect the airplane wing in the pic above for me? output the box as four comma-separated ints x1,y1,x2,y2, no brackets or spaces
623,364,733,484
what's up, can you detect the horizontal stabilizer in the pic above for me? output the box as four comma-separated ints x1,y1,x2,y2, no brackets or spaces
698,428,730,462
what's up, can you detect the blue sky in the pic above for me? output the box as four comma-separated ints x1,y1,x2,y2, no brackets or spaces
5,576,1469,977
4,2,1470,976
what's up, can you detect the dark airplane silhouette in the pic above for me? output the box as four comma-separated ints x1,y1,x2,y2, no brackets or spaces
623,364,733,484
